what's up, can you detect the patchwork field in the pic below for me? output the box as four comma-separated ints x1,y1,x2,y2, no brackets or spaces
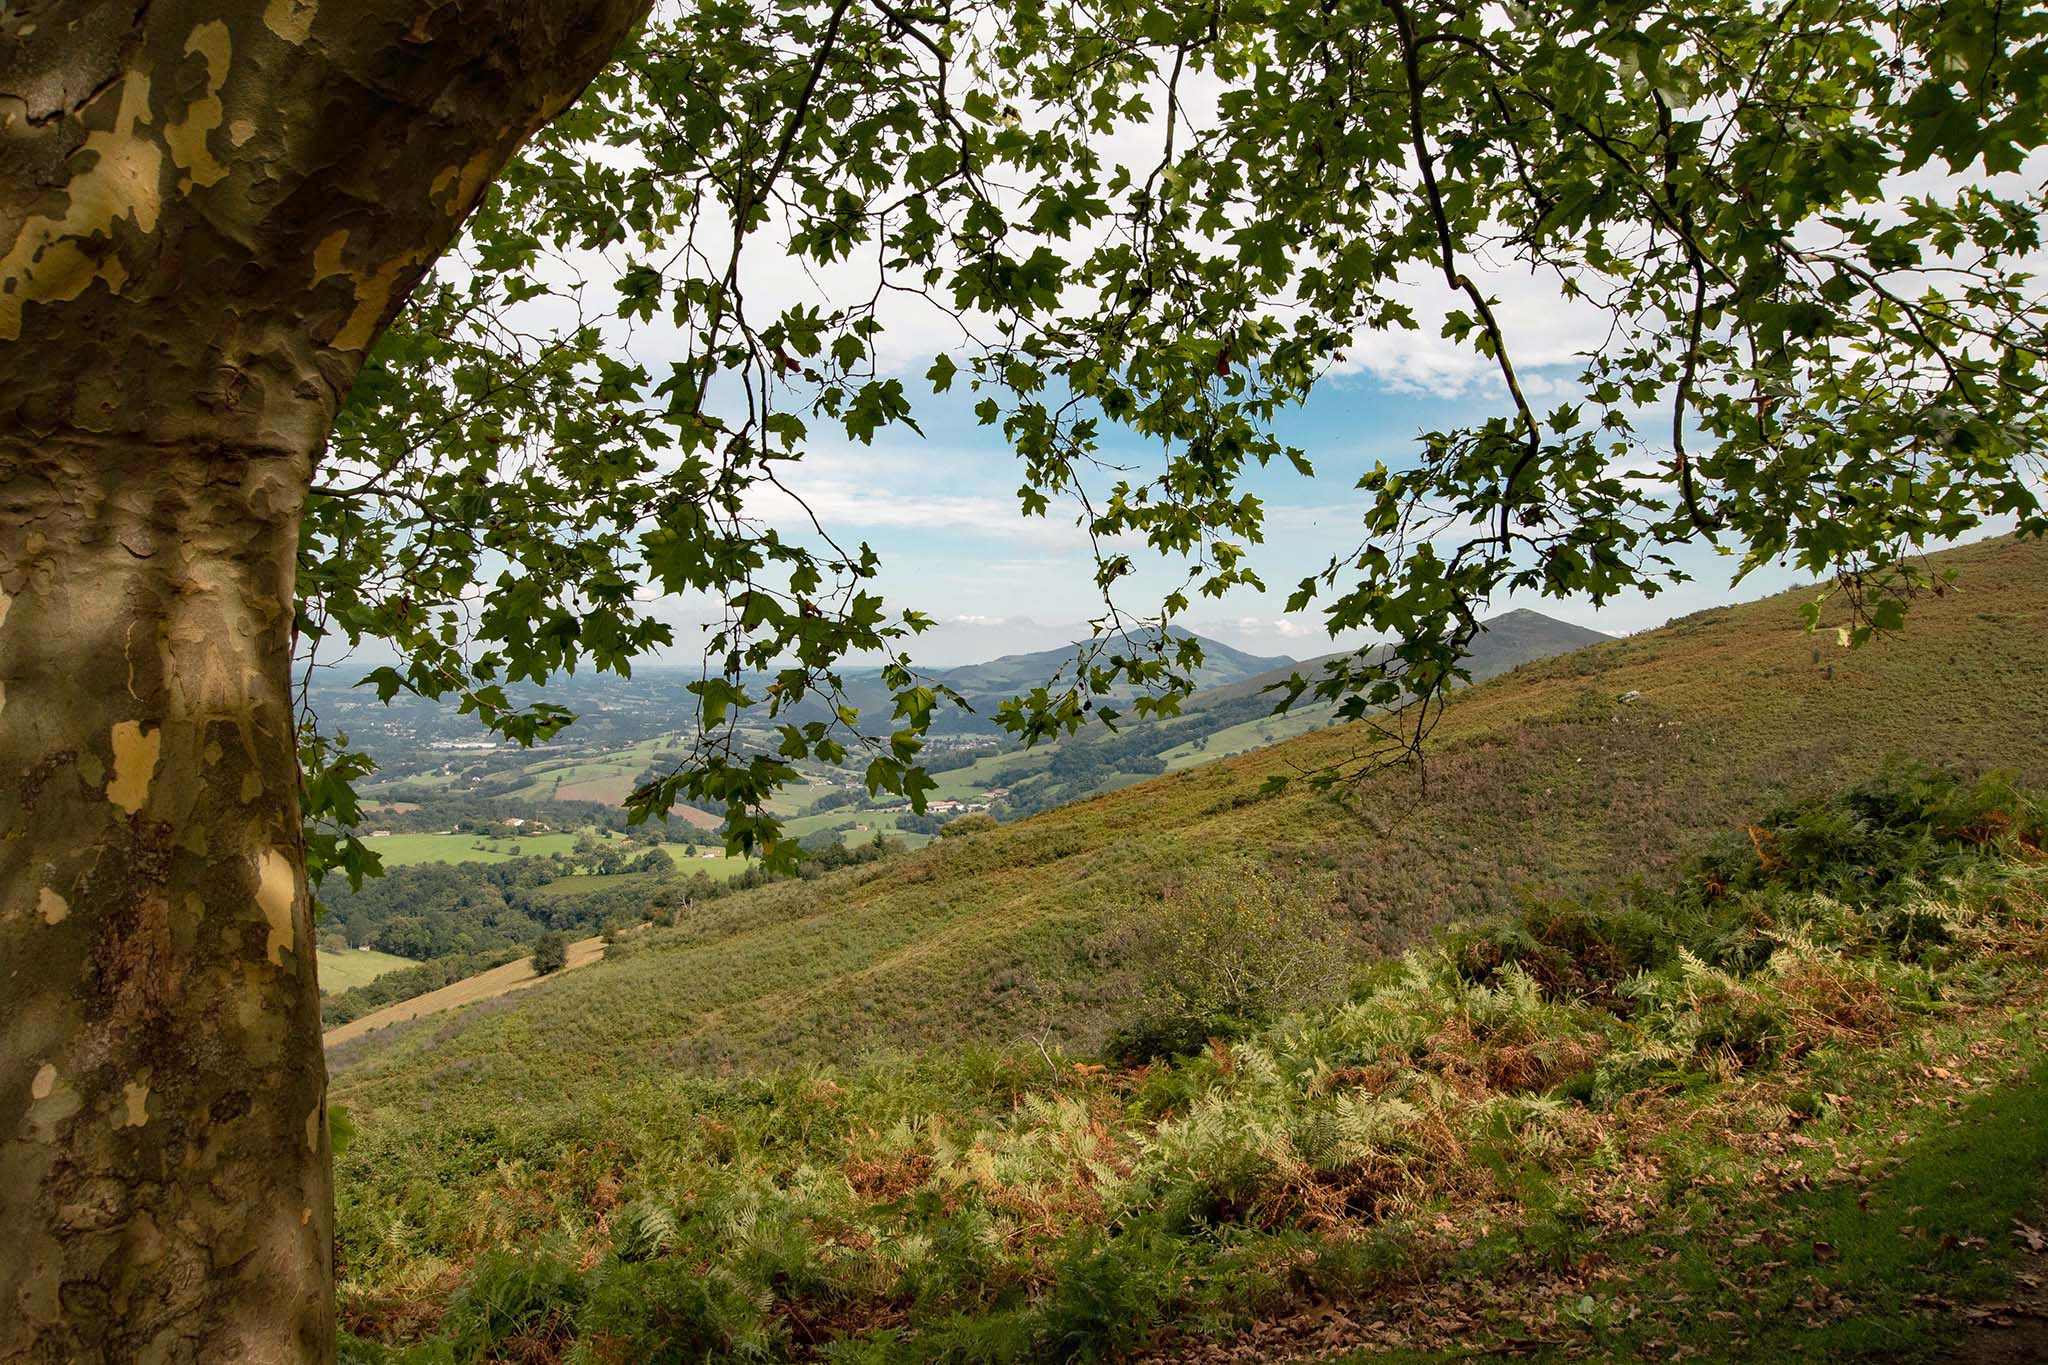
313,947,417,993
776,807,939,846
360,830,585,866
926,748,1048,801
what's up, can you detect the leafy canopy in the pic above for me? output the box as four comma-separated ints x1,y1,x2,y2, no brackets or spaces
298,0,2047,879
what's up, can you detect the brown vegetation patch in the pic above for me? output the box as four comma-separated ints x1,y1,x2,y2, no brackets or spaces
338,1267,461,1344
842,1149,932,1201
1776,959,1899,1049
1424,1016,1607,1095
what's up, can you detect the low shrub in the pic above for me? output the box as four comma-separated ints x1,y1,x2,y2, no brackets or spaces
1103,866,1348,1064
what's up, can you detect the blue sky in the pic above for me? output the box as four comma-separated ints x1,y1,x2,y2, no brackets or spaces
658,368,1840,667
525,138,2039,673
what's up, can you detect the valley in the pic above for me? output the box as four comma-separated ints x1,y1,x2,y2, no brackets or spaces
309,610,1605,1027
326,534,2048,1097
326,533,2048,1362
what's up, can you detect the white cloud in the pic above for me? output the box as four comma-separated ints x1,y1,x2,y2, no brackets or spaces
1329,260,1616,400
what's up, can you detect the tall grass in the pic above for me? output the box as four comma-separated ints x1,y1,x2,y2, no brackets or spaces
338,769,2048,1362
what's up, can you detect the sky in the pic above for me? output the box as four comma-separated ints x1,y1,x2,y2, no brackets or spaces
431,50,2041,674
620,345,1856,669
579,222,1837,668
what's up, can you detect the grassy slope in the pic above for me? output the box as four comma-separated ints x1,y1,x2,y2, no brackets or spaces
335,774,2048,1362
316,947,418,993
1160,700,1337,769
331,534,2048,1118
324,936,606,1050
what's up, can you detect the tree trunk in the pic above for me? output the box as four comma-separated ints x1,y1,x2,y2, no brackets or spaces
0,2,647,1358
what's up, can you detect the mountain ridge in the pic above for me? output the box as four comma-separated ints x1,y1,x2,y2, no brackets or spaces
1192,607,1610,711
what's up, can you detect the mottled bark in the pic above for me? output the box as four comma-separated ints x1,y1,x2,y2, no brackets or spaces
0,1,646,1359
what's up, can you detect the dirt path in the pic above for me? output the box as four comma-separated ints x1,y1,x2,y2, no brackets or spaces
322,935,605,1049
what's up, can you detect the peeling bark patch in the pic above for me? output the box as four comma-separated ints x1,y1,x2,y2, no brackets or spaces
121,1081,150,1127
0,73,161,341
38,887,68,924
105,720,161,814
331,252,423,352
31,1063,56,1101
310,228,349,285
303,1104,320,1154
433,147,498,218
262,0,318,43
256,848,295,965
165,23,231,191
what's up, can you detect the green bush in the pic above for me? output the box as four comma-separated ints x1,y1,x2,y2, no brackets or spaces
1104,867,1347,1064
531,930,568,975
1449,899,1672,1001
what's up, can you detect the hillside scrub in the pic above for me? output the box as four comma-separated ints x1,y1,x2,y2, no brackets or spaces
336,769,2048,1361
1103,868,1351,1065
325,536,2048,1099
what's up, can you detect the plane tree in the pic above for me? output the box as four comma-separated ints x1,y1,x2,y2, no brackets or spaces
1,0,2040,1356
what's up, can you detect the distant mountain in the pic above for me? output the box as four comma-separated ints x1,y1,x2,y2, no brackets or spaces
923,607,1611,819
768,626,1288,738
1203,608,1610,709
933,626,1293,704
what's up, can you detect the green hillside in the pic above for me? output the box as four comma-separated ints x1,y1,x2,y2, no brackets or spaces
331,534,2048,1115
332,533,2048,1362
756,626,1296,746
337,749,2048,1362
902,607,1607,823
